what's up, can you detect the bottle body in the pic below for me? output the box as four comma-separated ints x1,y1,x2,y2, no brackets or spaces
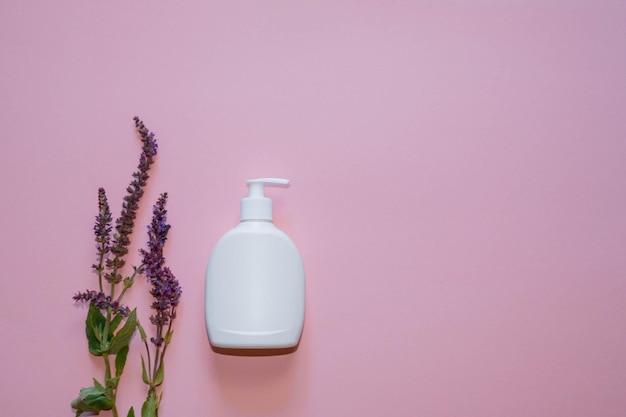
205,221,305,349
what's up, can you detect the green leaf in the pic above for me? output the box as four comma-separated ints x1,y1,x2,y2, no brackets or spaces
127,407,136,417
154,360,165,387
141,355,150,385
115,345,129,377
92,378,105,391
106,376,120,389
137,320,147,341
141,390,159,417
86,303,106,333
109,312,124,336
71,381,113,415
109,309,137,354
164,330,173,345
86,303,107,356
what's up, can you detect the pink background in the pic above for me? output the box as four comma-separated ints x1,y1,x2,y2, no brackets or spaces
1,1,626,416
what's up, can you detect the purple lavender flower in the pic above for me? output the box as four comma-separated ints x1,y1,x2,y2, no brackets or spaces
72,117,169,417
93,188,112,264
73,290,131,317
140,193,182,347
105,117,158,284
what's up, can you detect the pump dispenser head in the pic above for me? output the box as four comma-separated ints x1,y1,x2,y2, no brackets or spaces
240,178,290,221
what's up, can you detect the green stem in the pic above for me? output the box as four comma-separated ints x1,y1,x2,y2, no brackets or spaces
101,308,119,417
158,308,175,370
97,251,105,293
116,285,128,305
110,279,116,301
116,264,143,304
103,354,118,417
103,307,112,346
152,345,161,387
144,337,153,382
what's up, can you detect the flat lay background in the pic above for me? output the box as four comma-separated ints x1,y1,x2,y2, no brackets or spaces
1,1,625,416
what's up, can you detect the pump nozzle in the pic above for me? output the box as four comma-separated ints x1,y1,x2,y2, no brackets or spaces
246,178,290,197
241,178,290,221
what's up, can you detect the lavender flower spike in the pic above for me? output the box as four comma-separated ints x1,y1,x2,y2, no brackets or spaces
140,193,182,347
105,117,159,284
94,188,112,260
73,290,131,317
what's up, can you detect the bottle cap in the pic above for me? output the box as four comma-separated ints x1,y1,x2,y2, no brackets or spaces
241,178,290,221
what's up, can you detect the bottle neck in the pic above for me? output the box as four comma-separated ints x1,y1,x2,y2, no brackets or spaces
240,197,273,221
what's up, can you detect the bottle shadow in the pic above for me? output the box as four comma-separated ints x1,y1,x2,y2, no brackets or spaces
210,341,304,413
210,342,299,357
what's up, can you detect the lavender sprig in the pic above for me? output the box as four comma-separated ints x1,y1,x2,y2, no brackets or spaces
72,118,160,417
93,188,113,292
138,193,182,417
105,117,158,288
95,188,113,256
73,290,130,317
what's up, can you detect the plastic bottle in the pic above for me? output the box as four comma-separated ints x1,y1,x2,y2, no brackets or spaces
205,178,305,351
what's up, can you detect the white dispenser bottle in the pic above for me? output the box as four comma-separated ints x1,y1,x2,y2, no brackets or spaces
205,178,305,350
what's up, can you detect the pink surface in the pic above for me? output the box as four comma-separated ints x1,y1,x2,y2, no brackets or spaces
1,1,626,416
